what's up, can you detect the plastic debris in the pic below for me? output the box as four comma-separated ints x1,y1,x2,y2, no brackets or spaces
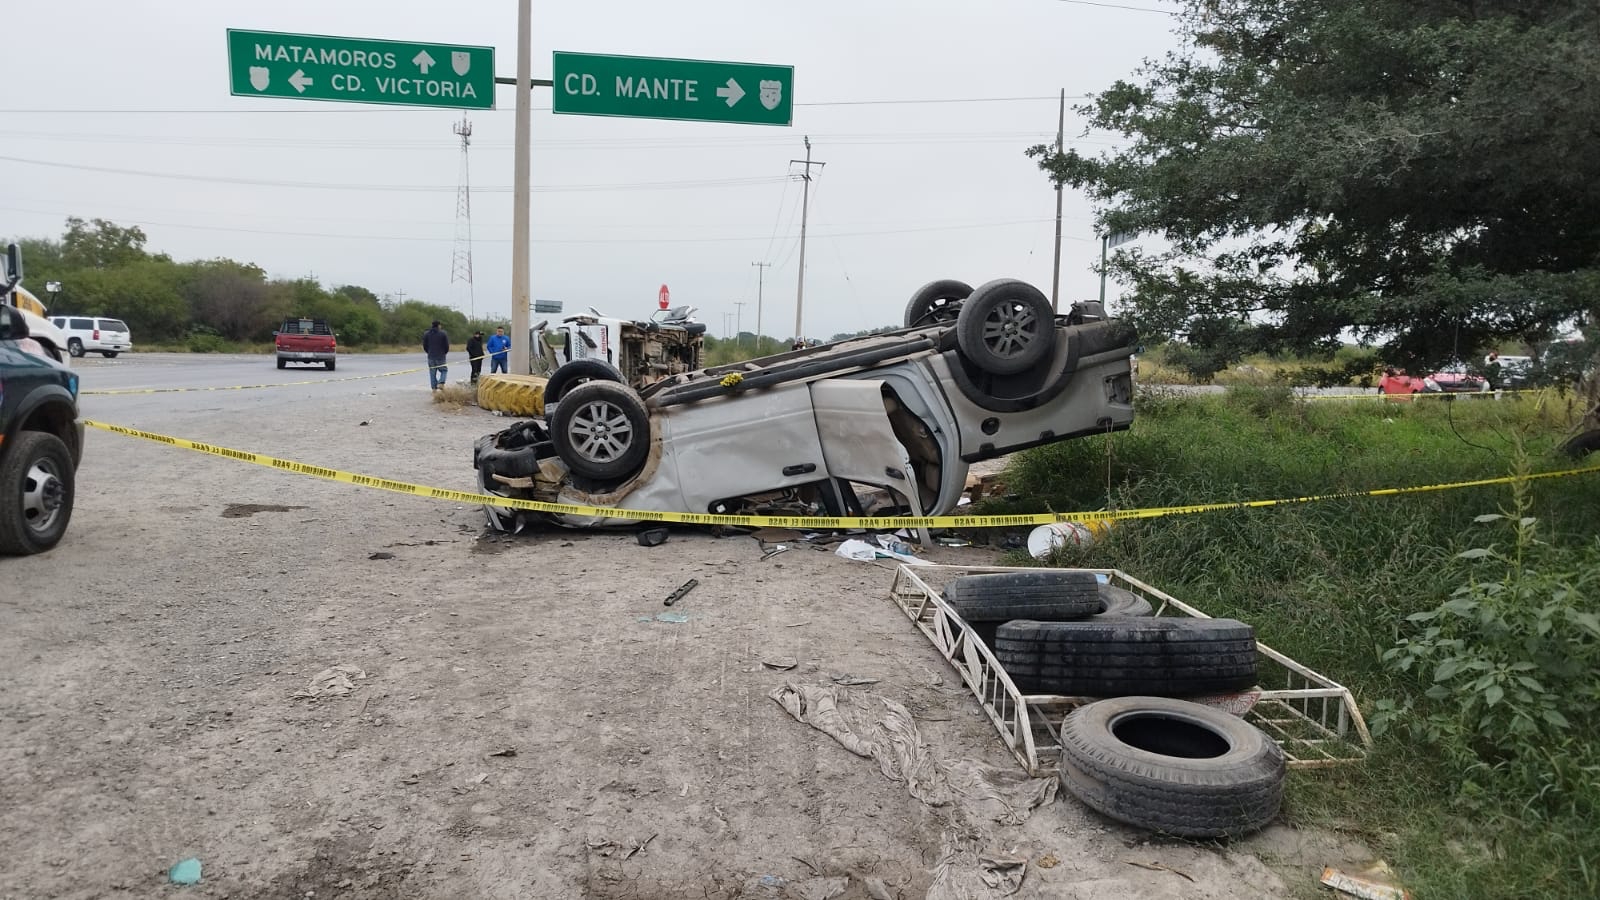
636,527,669,547
654,612,689,624
291,665,367,699
762,657,799,671
758,874,786,888
168,858,202,885
1321,864,1412,900
835,538,929,566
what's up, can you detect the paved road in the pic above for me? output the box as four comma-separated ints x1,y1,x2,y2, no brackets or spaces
74,351,447,428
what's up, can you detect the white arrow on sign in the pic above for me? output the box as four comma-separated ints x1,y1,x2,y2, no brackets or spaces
716,78,745,107
288,69,313,93
413,50,436,74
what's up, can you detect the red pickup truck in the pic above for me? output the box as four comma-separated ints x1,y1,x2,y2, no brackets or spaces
275,317,336,371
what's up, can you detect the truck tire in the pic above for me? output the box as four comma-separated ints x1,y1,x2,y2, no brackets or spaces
326,359,336,371
1058,696,1285,838
0,431,76,556
994,618,1258,697
1096,585,1155,618
277,358,286,370
942,570,1102,623
544,358,625,415
68,339,84,358
903,279,973,328
550,380,650,483
956,279,1055,375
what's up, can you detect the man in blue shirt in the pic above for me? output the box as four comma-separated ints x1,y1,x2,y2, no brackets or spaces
486,326,511,374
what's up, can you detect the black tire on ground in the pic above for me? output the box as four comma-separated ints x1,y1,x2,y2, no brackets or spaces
544,358,625,412
67,339,84,358
101,351,119,358
1058,696,1285,838
277,358,286,370
550,380,650,482
326,359,336,371
943,570,1102,623
903,279,973,328
0,431,76,556
1562,428,1600,459
994,618,1258,698
956,279,1056,375
1096,584,1155,619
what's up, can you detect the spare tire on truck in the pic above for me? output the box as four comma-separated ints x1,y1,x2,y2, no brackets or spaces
1058,696,1285,838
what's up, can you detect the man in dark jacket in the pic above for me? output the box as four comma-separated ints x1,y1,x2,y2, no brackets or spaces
423,321,450,389
465,330,485,384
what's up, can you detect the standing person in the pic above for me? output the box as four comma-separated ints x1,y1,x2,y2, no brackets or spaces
422,320,450,390
487,326,511,374
465,330,486,384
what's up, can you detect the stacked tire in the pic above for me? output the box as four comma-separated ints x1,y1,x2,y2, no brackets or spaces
940,569,1284,838
942,570,1257,699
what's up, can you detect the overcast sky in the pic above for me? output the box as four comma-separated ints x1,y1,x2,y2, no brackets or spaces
4,0,1181,340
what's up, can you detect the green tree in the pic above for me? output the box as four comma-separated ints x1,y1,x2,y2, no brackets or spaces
1031,0,1600,377
186,259,282,341
61,217,153,270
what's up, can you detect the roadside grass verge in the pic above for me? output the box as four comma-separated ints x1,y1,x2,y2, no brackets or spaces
431,382,478,410
995,386,1600,899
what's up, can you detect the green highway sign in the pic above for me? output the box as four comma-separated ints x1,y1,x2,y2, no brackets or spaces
227,29,495,110
552,52,793,126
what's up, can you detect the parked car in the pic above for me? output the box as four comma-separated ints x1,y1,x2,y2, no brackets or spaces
473,277,1138,531
1485,354,1533,389
1,247,84,556
48,315,132,358
1421,364,1490,394
274,316,337,370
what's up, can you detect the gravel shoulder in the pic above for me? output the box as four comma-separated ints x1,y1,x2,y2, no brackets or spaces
1,366,1370,899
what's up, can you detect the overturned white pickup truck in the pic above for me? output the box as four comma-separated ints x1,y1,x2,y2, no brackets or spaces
473,278,1137,530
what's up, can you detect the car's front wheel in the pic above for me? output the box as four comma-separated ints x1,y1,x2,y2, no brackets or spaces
550,380,650,482
0,431,76,556
67,339,85,358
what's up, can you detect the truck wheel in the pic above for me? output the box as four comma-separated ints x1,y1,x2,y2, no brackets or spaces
0,431,76,556
326,359,336,371
68,339,84,358
942,570,1102,622
544,359,625,416
993,617,1258,697
551,381,650,482
956,279,1055,375
1058,696,1285,838
903,279,973,328
277,358,287,370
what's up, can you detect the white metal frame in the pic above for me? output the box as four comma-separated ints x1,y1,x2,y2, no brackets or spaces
888,563,1373,776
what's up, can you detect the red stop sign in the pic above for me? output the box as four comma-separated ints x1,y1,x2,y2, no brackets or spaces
658,284,670,310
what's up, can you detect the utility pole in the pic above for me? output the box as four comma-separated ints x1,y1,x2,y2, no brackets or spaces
722,312,734,340
1050,88,1066,313
751,261,771,355
509,0,532,375
733,301,746,348
789,136,826,342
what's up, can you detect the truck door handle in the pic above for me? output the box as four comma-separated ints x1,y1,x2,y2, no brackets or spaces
782,463,817,476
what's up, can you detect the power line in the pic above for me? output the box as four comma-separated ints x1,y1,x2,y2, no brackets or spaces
0,96,1087,116
0,154,787,193
0,203,1065,245
1050,0,1177,13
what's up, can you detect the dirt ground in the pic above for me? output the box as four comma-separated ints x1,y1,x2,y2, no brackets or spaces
1,370,1375,899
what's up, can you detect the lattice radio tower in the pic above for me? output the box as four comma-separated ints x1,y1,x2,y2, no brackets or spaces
450,114,476,319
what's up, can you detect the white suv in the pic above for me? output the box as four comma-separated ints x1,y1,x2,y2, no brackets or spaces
48,316,133,358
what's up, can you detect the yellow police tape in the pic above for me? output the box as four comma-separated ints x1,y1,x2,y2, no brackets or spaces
81,419,1600,530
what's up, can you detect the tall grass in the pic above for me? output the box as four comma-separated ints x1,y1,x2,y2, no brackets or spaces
999,387,1600,899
